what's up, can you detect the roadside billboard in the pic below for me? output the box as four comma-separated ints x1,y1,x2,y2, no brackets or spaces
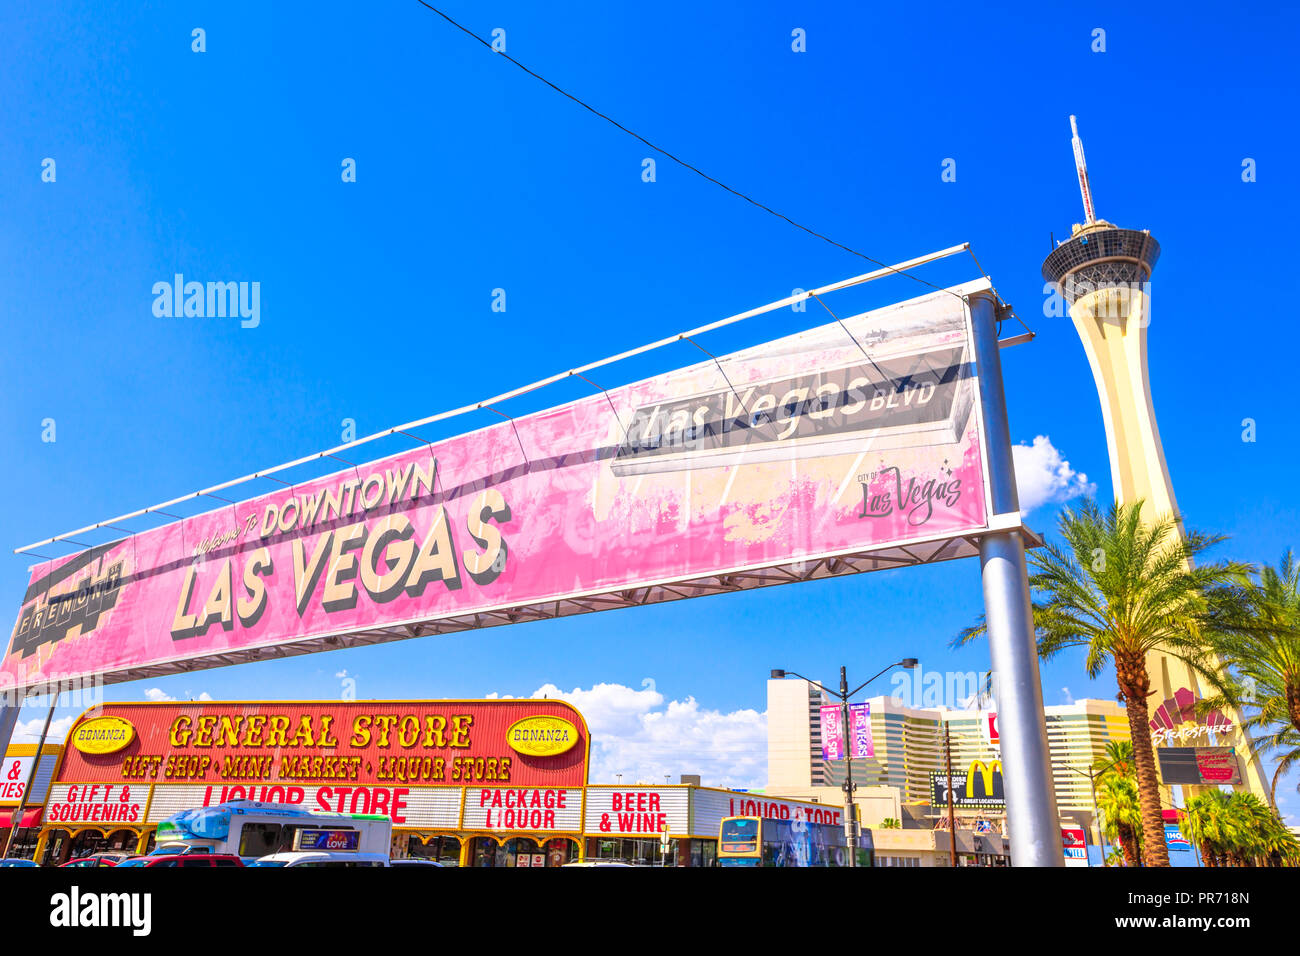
930,760,1006,810
1156,747,1243,786
6,289,989,693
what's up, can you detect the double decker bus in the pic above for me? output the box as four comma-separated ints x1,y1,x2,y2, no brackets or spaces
718,815,871,867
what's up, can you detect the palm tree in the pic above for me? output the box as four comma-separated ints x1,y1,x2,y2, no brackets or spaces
1181,790,1299,866
1229,792,1300,866
878,818,901,829
956,499,1247,867
1091,740,1135,780
1252,802,1300,867
1180,790,1232,866
1201,551,1300,804
1096,773,1143,866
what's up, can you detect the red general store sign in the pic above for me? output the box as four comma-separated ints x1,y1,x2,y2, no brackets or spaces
55,700,589,792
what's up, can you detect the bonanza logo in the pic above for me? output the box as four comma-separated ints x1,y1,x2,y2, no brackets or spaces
71,716,136,755
506,716,578,758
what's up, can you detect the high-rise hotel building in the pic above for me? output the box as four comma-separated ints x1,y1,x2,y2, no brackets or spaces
766,678,1130,822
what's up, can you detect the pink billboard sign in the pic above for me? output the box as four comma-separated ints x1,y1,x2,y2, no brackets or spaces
5,289,990,692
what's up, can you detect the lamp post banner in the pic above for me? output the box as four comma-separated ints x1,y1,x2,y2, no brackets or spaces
819,704,845,761
6,289,988,692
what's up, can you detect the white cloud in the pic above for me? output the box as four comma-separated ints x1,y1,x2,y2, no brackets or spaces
1013,435,1094,514
507,681,767,790
335,670,348,679
13,715,75,743
1061,686,1075,704
145,688,211,702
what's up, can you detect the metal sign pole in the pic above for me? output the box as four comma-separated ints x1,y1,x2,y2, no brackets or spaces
0,702,19,785
3,701,53,859
967,290,1063,867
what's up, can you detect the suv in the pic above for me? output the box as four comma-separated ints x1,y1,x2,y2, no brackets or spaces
116,854,244,867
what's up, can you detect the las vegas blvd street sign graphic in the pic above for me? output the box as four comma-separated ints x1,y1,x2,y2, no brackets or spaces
6,288,992,694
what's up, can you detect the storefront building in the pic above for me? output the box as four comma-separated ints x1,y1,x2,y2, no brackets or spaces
1,743,61,860
29,700,849,866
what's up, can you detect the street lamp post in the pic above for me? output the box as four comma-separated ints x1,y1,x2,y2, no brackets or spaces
771,659,918,867
1063,763,1106,866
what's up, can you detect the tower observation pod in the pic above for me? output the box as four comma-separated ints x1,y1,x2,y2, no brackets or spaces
1041,116,1271,804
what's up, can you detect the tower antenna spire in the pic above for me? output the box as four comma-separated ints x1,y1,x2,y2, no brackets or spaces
1069,115,1098,225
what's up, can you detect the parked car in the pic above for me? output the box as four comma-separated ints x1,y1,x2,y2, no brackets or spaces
390,858,444,867
248,851,389,868
0,859,37,868
60,857,119,868
560,860,635,867
115,854,244,867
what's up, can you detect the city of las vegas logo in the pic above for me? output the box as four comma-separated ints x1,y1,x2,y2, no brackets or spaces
10,545,124,660
610,346,972,478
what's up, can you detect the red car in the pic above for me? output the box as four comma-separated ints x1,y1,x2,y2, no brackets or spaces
59,857,119,868
114,854,244,867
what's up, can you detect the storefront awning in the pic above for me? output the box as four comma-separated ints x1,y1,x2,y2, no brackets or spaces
6,808,42,829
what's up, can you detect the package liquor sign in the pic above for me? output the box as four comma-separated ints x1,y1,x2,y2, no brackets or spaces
5,288,991,692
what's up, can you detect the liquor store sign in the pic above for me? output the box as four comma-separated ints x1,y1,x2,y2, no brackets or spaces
462,788,583,832
583,787,690,836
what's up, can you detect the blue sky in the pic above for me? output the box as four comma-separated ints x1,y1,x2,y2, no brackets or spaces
2,1,1297,813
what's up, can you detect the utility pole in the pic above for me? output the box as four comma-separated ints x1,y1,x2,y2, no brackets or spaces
1064,763,1107,866
945,723,958,868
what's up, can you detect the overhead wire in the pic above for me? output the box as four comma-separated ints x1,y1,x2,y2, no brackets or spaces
412,0,975,304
